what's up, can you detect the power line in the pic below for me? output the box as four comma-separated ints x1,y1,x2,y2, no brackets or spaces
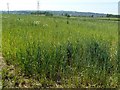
37,0,40,11
7,3,9,14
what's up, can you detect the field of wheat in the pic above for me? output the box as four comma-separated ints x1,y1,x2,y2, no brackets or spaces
2,14,119,88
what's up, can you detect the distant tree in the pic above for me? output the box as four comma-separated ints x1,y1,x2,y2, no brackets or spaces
31,11,53,16
106,14,112,17
106,14,120,18
31,11,43,15
45,12,53,16
65,13,70,24
65,13,71,18
61,13,64,16
91,15,94,17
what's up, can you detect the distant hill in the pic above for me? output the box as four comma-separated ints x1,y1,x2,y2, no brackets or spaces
49,11,107,17
1,10,107,17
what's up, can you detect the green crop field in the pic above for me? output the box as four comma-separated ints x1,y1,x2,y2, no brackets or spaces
2,14,119,88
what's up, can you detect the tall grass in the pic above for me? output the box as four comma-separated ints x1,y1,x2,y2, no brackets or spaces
0,14,2,52
2,14,119,88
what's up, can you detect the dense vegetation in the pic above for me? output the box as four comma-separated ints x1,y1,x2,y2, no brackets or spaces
106,14,120,18
31,11,53,16
2,14,119,88
0,14,2,52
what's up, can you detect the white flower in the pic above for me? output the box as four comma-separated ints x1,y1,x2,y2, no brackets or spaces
33,21,41,25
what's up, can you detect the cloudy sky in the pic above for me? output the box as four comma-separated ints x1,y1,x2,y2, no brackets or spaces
0,0,119,14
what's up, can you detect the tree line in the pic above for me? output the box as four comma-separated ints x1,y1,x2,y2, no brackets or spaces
106,14,120,18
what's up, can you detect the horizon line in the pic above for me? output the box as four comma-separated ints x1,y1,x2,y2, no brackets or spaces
1,10,118,15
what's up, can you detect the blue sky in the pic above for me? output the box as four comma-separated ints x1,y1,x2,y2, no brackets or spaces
0,0,119,14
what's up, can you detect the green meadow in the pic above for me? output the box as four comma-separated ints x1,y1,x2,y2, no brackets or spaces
2,14,119,88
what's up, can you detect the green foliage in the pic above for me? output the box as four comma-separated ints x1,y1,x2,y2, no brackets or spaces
106,14,120,18
31,11,53,16
65,13,70,18
2,14,119,88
